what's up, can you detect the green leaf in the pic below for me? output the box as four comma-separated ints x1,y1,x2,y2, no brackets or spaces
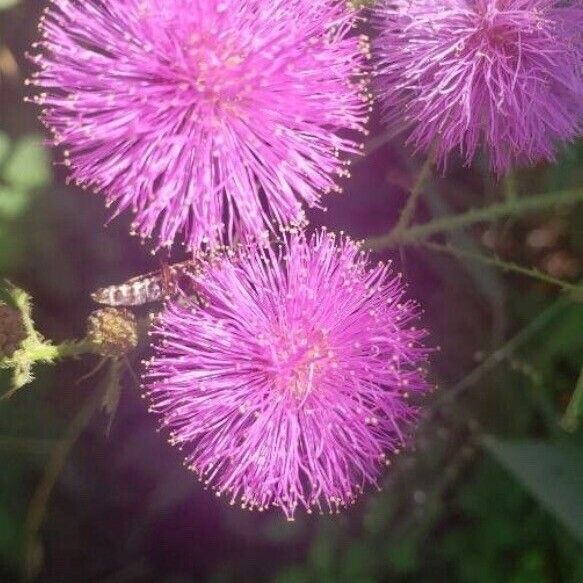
340,541,377,579
386,539,419,575
0,131,11,164
273,566,310,583
484,437,583,543
2,135,52,190
309,525,337,575
0,185,31,219
0,225,26,271
561,368,583,432
0,0,20,11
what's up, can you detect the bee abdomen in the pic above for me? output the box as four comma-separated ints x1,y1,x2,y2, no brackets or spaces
92,276,164,307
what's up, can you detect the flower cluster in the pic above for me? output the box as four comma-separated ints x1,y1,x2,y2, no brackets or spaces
29,0,369,250
373,0,583,172
143,230,430,519
27,0,452,519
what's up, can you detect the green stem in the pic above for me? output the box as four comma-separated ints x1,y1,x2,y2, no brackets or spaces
561,367,583,432
0,437,64,456
356,125,405,163
503,171,518,200
4,339,97,367
428,293,573,412
23,388,103,580
419,241,583,293
1,339,99,399
367,188,583,250
391,152,435,235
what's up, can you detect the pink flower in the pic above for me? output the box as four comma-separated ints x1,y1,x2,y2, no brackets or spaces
373,0,583,173
143,229,430,519
29,0,370,249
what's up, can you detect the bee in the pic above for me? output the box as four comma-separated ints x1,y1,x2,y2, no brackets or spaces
91,260,202,307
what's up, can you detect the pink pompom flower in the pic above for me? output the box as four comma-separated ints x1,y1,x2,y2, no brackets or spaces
29,0,370,249
143,229,430,519
373,0,583,173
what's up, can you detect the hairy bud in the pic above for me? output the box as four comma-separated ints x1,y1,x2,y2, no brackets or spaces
0,304,27,359
87,308,138,358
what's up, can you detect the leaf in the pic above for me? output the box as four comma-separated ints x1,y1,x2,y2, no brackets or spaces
340,541,378,579
309,524,338,575
570,287,583,303
386,539,419,575
484,437,583,543
0,185,31,219
2,135,52,190
561,368,583,432
0,225,25,271
273,566,310,583
0,0,20,11
0,131,11,164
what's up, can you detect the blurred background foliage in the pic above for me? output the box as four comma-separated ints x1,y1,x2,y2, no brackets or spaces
1,1,582,582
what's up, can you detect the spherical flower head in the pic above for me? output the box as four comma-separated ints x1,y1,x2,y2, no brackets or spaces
87,307,139,358
29,0,370,250
373,0,583,173
143,229,430,519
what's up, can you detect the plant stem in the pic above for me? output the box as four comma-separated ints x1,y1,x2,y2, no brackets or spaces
0,437,64,455
391,152,435,235
1,339,97,369
23,388,103,581
419,241,583,293
26,340,97,363
366,188,583,250
561,367,583,432
428,293,573,412
503,171,518,200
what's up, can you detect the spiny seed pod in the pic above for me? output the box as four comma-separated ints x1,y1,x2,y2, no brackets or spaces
0,304,27,359
87,308,138,358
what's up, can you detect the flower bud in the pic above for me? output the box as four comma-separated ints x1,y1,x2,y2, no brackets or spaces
0,304,27,359
87,308,138,358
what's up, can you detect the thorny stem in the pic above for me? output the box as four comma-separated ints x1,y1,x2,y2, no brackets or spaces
355,124,406,163
418,241,583,294
15,339,98,364
561,367,583,432
426,290,575,417
366,188,583,250
23,387,103,581
503,171,518,201
367,153,435,249
1,339,100,400
392,151,435,235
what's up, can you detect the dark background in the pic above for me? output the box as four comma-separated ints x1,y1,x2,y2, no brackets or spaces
1,1,582,582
